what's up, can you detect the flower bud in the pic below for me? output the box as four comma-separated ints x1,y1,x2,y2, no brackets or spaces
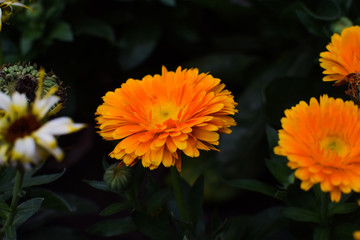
104,163,133,192
330,17,353,34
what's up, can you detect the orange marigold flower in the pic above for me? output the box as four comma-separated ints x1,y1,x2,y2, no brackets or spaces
95,66,237,171
319,25,360,84
274,95,360,202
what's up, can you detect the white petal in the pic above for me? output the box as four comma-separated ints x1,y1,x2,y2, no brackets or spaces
33,131,57,148
12,137,36,161
9,92,28,118
11,2,28,8
37,117,85,136
33,132,64,161
33,95,59,118
0,92,11,111
11,92,28,108
47,146,64,161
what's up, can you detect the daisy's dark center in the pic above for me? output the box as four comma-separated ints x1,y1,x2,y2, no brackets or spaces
5,114,41,143
15,75,38,102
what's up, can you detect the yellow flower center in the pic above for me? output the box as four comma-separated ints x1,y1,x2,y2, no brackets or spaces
320,136,349,157
151,102,179,125
5,113,41,143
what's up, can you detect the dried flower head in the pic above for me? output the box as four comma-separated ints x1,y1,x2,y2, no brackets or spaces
274,95,360,202
0,63,67,114
95,66,237,171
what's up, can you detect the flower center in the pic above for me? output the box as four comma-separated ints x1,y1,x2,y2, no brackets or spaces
151,102,179,125
320,136,349,157
5,114,41,143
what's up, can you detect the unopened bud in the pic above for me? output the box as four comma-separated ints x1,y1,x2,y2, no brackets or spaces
104,163,133,192
331,17,353,34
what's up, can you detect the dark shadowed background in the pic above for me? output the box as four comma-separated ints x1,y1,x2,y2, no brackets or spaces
2,0,358,239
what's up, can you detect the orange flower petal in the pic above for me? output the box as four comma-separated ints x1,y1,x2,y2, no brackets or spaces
95,66,237,171
275,95,360,202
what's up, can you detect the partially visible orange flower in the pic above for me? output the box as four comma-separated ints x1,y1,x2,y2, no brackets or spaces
274,95,360,202
95,66,237,171
319,25,360,84
354,230,360,240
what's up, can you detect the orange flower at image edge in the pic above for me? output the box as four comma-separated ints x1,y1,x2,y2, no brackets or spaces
319,25,360,84
274,95,360,202
95,66,237,171
354,231,360,240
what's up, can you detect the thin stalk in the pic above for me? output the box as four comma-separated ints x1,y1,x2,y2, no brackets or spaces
170,166,188,221
320,192,329,227
3,168,25,232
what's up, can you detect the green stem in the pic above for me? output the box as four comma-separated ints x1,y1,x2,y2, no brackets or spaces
320,192,329,226
170,166,188,221
3,168,25,232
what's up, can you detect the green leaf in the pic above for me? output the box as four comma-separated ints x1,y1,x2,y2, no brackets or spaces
302,0,341,21
265,126,293,187
117,22,161,70
73,17,115,42
266,125,279,155
221,216,249,240
265,158,294,188
0,170,65,194
207,217,228,240
0,199,10,219
27,189,74,212
340,0,352,12
328,202,358,215
23,169,65,188
4,225,16,240
100,202,131,216
146,188,170,215
61,194,98,214
225,179,284,200
245,207,288,240
13,197,44,228
49,22,74,42
132,211,180,240
87,217,136,237
295,10,324,36
83,180,112,192
314,227,330,240
281,207,320,223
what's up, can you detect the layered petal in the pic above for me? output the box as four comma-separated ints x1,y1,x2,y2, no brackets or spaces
319,25,360,83
96,66,237,171
275,95,360,202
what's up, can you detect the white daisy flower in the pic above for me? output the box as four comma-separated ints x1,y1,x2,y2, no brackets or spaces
0,69,85,168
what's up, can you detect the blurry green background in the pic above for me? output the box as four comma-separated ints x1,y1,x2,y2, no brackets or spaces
2,0,358,239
